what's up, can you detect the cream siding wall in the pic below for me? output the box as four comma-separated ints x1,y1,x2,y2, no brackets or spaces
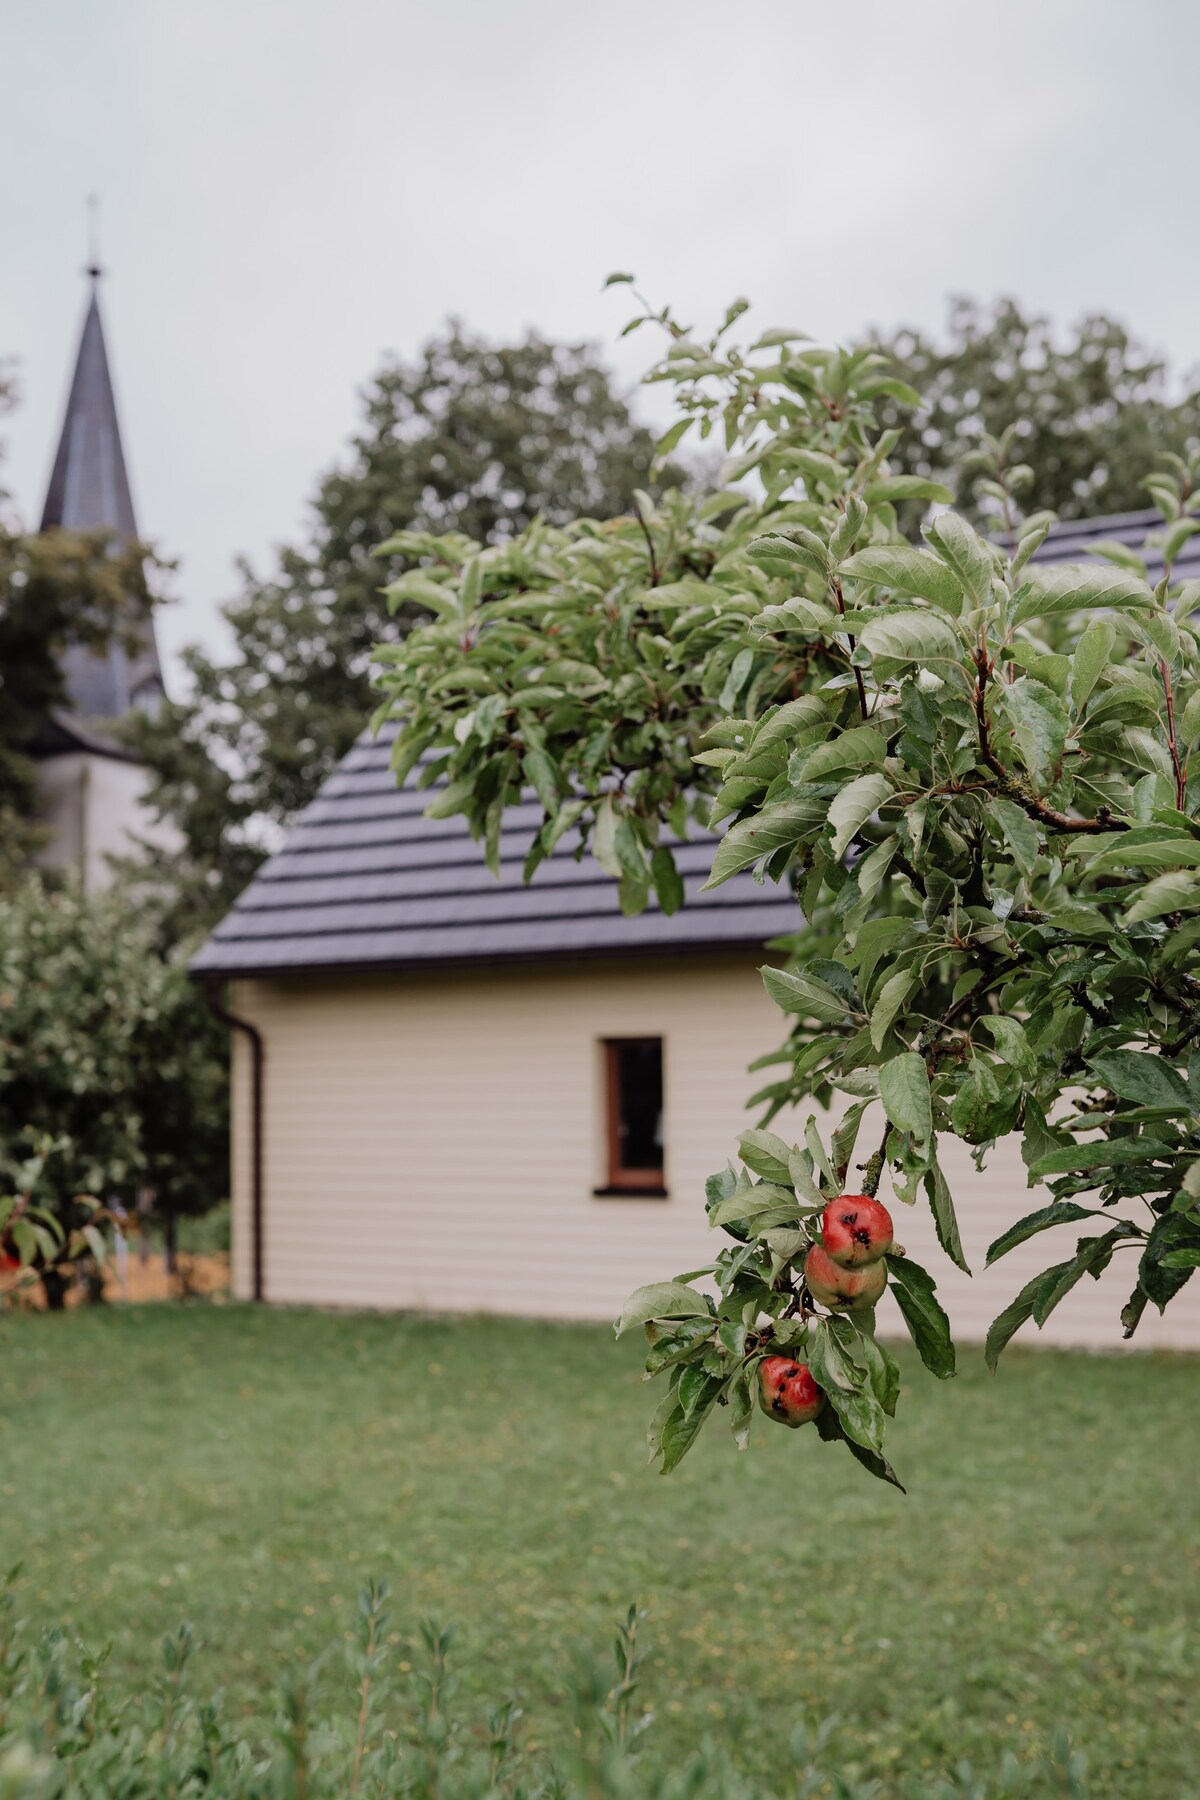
35,752,181,891
228,960,1200,1352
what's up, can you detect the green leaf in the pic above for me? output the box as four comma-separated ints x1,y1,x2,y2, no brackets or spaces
1086,1051,1192,1110
924,512,996,607
1139,1212,1199,1311
808,1319,885,1454
658,1382,722,1472
592,796,622,878
850,1324,901,1417
1089,830,1200,874
879,1052,932,1144
995,678,1067,789
842,1434,906,1491
985,1266,1056,1372
616,1283,712,1337
709,1183,798,1231
761,965,857,1023
870,966,915,1051
650,846,685,916
1011,563,1155,627
857,610,962,665
924,1161,969,1274
737,1129,794,1186
842,545,962,608
523,747,560,812
795,724,887,784
1177,688,1200,747
986,1201,1098,1267
991,796,1039,875
1123,870,1198,923
1032,1232,1124,1324
654,417,693,457
981,1016,1037,1078
703,802,820,889
863,476,954,506
828,772,893,860
814,1406,906,1489
1070,617,1116,712
831,1101,869,1181
885,1254,955,1377
1031,1138,1172,1176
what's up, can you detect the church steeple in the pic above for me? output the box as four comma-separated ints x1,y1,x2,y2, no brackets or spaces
40,259,164,719
40,270,138,542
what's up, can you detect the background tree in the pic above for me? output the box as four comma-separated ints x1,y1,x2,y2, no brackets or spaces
866,296,1200,529
0,878,228,1305
127,324,679,937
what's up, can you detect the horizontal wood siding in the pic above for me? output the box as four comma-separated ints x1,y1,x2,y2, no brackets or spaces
229,964,1200,1352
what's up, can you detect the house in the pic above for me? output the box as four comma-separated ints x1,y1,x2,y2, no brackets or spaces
192,510,1200,1351
32,261,173,890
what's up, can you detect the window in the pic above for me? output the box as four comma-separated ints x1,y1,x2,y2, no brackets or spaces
598,1038,666,1196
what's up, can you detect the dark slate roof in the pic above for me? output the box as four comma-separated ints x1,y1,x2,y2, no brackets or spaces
1033,507,1200,586
191,724,802,977
40,275,164,723
191,503,1191,981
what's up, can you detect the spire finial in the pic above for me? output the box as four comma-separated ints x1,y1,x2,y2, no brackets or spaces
85,193,103,282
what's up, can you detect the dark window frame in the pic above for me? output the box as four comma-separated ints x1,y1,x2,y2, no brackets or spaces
596,1037,667,1198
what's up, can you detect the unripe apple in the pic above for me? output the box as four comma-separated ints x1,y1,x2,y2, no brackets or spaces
820,1194,894,1268
804,1243,887,1312
758,1355,825,1427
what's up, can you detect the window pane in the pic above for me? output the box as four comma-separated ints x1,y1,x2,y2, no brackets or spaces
616,1040,663,1171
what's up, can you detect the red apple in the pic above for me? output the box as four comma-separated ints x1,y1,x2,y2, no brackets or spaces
758,1355,825,1427
820,1194,894,1269
804,1243,887,1312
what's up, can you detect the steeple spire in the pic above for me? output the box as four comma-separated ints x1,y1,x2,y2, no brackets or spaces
40,246,164,720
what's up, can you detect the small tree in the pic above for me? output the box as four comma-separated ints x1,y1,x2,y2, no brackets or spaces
372,286,1200,1486
0,879,227,1305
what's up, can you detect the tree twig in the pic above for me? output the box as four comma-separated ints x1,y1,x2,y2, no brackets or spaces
631,497,661,587
831,574,870,721
972,646,1124,835
1159,656,1188,811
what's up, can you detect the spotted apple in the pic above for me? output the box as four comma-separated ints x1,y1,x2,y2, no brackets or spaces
758,1354,825,1427
820,1194,894,1269
804,1242,887,1312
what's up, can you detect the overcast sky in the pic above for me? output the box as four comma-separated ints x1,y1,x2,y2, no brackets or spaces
3,0,1198,688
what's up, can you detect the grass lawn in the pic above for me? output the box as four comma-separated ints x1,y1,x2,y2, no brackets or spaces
0,1303,1196,1794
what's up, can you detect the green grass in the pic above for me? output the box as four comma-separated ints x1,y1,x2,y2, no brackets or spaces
0,1304,1196,1794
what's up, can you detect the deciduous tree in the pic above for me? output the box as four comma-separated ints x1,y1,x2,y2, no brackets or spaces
127,326,678,937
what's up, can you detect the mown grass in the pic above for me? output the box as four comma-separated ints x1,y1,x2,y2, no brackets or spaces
0,1303,1195,1794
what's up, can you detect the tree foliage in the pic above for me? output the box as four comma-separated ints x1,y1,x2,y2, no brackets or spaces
0,878,228,1298
373,286,1200,1486
126,326,677,937
867,296,1200,530
0,373,165,890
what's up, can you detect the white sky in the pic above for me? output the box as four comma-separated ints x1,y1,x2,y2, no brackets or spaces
3,0,1198,689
